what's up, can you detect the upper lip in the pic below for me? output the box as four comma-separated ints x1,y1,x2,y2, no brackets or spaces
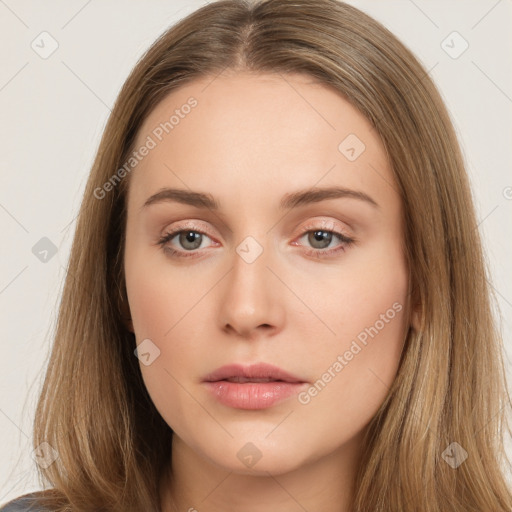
203,363,306,383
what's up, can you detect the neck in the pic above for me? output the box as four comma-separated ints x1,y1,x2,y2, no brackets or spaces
160,431,364,512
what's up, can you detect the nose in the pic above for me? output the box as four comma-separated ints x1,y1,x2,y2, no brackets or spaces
217,238,286,340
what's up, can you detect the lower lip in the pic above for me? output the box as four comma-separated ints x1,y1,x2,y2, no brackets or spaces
203,381,308,409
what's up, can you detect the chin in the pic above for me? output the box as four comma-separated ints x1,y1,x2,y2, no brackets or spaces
196,435,312,476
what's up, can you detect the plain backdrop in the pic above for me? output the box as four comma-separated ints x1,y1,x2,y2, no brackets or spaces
1,0,511,503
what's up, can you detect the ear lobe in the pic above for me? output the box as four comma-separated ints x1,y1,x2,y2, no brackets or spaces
124,316,134,333
122,305,134,333
117,274,134,333
407,276,422,333
119,291,134,333
410,301,422,333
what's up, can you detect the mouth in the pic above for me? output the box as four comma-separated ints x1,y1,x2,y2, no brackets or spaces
202,363,308,410
202,362,306,384
221,376,290,383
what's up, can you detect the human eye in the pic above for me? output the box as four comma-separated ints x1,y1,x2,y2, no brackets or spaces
156,219,355,261
292,220,355,259
156,222,218,259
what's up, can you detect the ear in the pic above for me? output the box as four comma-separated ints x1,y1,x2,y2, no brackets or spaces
410,301,422,333
121,302,134,333
119,285,134,333
124,315,134,333
407,276,422,333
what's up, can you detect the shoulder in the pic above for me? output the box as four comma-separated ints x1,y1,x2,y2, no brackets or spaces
0,492,51,512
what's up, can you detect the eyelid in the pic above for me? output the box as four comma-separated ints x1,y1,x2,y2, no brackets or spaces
298,218,345,233
294,218,353,240
160,219,217,239
160,217,351,241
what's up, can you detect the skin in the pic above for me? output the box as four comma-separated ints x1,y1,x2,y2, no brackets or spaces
123,70,417,512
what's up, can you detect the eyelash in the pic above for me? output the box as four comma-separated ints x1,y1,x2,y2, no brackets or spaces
156,223,355,260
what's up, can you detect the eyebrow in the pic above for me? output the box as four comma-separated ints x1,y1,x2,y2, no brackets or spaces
142,186,379,211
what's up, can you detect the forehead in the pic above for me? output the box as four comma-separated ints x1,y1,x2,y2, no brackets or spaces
128,71,394,210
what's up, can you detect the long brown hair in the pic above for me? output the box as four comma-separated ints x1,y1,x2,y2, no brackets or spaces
11,0,512,510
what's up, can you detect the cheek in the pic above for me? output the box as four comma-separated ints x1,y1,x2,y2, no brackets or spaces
124,259,206,430
127,278,174,337
124,240,208,339
292,238,409,351
124,246,215,403
294,247,409,436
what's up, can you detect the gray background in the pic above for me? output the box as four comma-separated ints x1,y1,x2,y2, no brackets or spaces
1,0,511,502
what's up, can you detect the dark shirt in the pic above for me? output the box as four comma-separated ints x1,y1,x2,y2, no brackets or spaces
0,493,49,512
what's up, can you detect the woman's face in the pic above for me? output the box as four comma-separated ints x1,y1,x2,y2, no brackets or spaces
124,71,412,475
